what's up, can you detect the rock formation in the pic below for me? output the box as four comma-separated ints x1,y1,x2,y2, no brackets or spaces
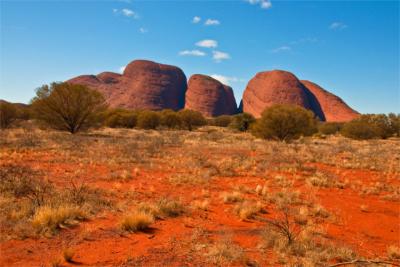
67,60,187,111
242,70,358,121
300,80,359,122
185,74,237,117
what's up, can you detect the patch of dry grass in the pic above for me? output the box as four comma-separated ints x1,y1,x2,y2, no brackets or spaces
120,211,154,232
32,205,88,235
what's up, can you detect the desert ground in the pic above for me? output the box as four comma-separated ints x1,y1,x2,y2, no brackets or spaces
1,126,399,266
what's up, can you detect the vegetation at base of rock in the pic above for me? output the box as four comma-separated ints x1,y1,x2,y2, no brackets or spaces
251,104,317,141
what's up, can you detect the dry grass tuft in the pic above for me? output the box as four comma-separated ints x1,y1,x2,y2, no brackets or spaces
32,205,87,235
387,245,400,259
234,201,263,220
221,191,243,204
62,247,75,262
120,211,154,232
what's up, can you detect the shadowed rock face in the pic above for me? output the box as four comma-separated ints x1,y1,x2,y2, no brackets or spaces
242,70,358,121
67,60,187,111
300,80,359,122
185,74,238,117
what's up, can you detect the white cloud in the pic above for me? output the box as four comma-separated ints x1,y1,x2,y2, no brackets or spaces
122,8,135,17
246,0,272,9
271,46,291,53
212,51,230,62
113,8,139,19
330,22,347,30
179,50,207,56
119,66,126,73
210,74,245,85
204,19,220,26
139,27,148,33
196,39,218,48
192,16,201,23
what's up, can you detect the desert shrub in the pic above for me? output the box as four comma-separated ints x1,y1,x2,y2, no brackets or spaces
251,105,317,141
119,211,154,232
389,113,400,136
32,205,87,235
31,82,107,133
0,101,18,129
160,109,182,129
136,110,161,129
0,164,52,206
211,115,233,127
318,122,343,135
341,114,398,140
156,198,185,218
229,113,255,131
104,109,137,128
178,109,206,131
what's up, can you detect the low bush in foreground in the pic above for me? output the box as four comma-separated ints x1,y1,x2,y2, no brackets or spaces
251,104,317,141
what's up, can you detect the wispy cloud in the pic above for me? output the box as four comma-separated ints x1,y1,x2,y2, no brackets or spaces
330,22,347,30
179,50,207,56
246,0,272,9
210,74,245,85
119,66,126,73
113,8,139,19
139,27,148,33
204,19,220,26
271,46,291,53
196,39,218,48
212,51,230,62
192,16,201,24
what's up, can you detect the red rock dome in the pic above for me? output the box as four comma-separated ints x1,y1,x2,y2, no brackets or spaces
67,60,187,111
242,70,312,118
300,80,359,122
185,74,237,117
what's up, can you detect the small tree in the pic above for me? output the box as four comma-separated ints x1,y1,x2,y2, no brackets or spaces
0,102,18,129
31,82,107,133
252,104,317,141
178,109,206,131
160,109,182,129
229,113,255,132
137,111,161,130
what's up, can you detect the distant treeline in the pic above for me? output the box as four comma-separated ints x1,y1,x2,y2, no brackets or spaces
1,82,399,141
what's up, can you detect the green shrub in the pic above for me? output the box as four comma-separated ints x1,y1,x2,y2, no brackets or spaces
137,111,161,130
0,102,18,129
341,114,398,140
31,83,107,133
104,109,137,128
318,122,343,135
211,115,233,127
229,113,255,132
178,110,206,131
160,109,182,129
251,104,317,141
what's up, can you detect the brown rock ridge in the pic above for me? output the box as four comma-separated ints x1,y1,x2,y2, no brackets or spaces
242,70,358,122
67,60,187,111
185,74,237,117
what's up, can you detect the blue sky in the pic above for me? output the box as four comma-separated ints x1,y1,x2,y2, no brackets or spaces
1,0,399,113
